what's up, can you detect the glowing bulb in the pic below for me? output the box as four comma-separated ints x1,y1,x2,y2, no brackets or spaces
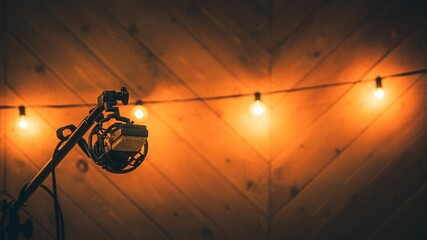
374,77,384,100
374,88,384,100
249,92,266,117
17,106,30,129
131,100,148,120
18,116,29,129
134,109,144,119
250,101,266,116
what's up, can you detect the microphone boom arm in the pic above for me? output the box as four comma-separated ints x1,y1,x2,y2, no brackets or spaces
1,87,133,239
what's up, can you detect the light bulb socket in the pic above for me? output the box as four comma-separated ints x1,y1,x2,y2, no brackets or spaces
375,77,383,88
135,100,144,106
19,106,26,116
254,92,261,101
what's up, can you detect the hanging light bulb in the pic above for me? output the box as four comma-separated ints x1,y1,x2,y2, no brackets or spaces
374,77,384,100
131,100,148,120
18,106,29,129
249,92,266,117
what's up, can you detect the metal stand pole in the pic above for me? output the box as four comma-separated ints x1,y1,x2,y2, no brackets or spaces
1,87,129,239
12,105,103,212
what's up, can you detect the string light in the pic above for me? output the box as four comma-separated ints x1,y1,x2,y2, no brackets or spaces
374,77,384,100
249,92,266,117
131,100,148,121
0,69,425,116
17,106,29,129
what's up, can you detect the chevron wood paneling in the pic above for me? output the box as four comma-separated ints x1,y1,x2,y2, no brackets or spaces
215,0,270,49
1,0,427,239
271,1,427,212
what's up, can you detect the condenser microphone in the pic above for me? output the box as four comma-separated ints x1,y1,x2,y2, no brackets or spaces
88,114,148,174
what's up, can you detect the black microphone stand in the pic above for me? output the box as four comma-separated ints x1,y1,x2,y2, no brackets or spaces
0,87,130,240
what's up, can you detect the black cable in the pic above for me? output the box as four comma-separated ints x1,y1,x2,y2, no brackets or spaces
39,184,65,240
51,163,62,240
51,141,65,240
0,68,425,110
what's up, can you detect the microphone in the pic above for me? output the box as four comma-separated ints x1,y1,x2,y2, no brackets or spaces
88,113,148,174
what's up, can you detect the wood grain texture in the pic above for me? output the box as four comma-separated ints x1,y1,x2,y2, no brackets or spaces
271,0,427,159
41,0,269,220
5,1,265,238
158,0,270,88
272,14,427,214
272,72,427,239
272,0,324,49
271,0,385,92
2,0,427,239
97,0,247,97
7,0,123,103
367,183,427,240
5,38,171,239
315,116,427,239
146,110,268,239
40,0,185,101
270,0,388,159
215,0,270,49
95,0,270,209
5,141,112,240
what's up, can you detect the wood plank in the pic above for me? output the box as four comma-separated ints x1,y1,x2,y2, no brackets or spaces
271,72,427,239
5,141,112,240
158,0,270,89
109,163,234,240
6,0,123,103
143,108,268,239
42,0,270,210
271,0,427,159
271,0,385,92
39,0,190,102
5,2,267,238
5,34,172,239
151,99,271,207
3,96,169,239
272,0,324,49
6,34,86,107
5,106,230,240
96,0,249,98
5,102,266,239
314,123,427,239
143,0,273,158
202,95,272,161
39,1,268,212
367,183,427,240
215,0,270,49
272,16,427,214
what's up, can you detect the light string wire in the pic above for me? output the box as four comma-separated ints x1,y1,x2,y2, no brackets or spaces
1,68,427,110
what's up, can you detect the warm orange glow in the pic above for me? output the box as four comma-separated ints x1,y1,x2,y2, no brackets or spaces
374,88,385,100
250,100,266,117
18,116,29,129
131,104,148,120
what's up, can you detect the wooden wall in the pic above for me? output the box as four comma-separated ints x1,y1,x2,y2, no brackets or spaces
1,0,427,239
